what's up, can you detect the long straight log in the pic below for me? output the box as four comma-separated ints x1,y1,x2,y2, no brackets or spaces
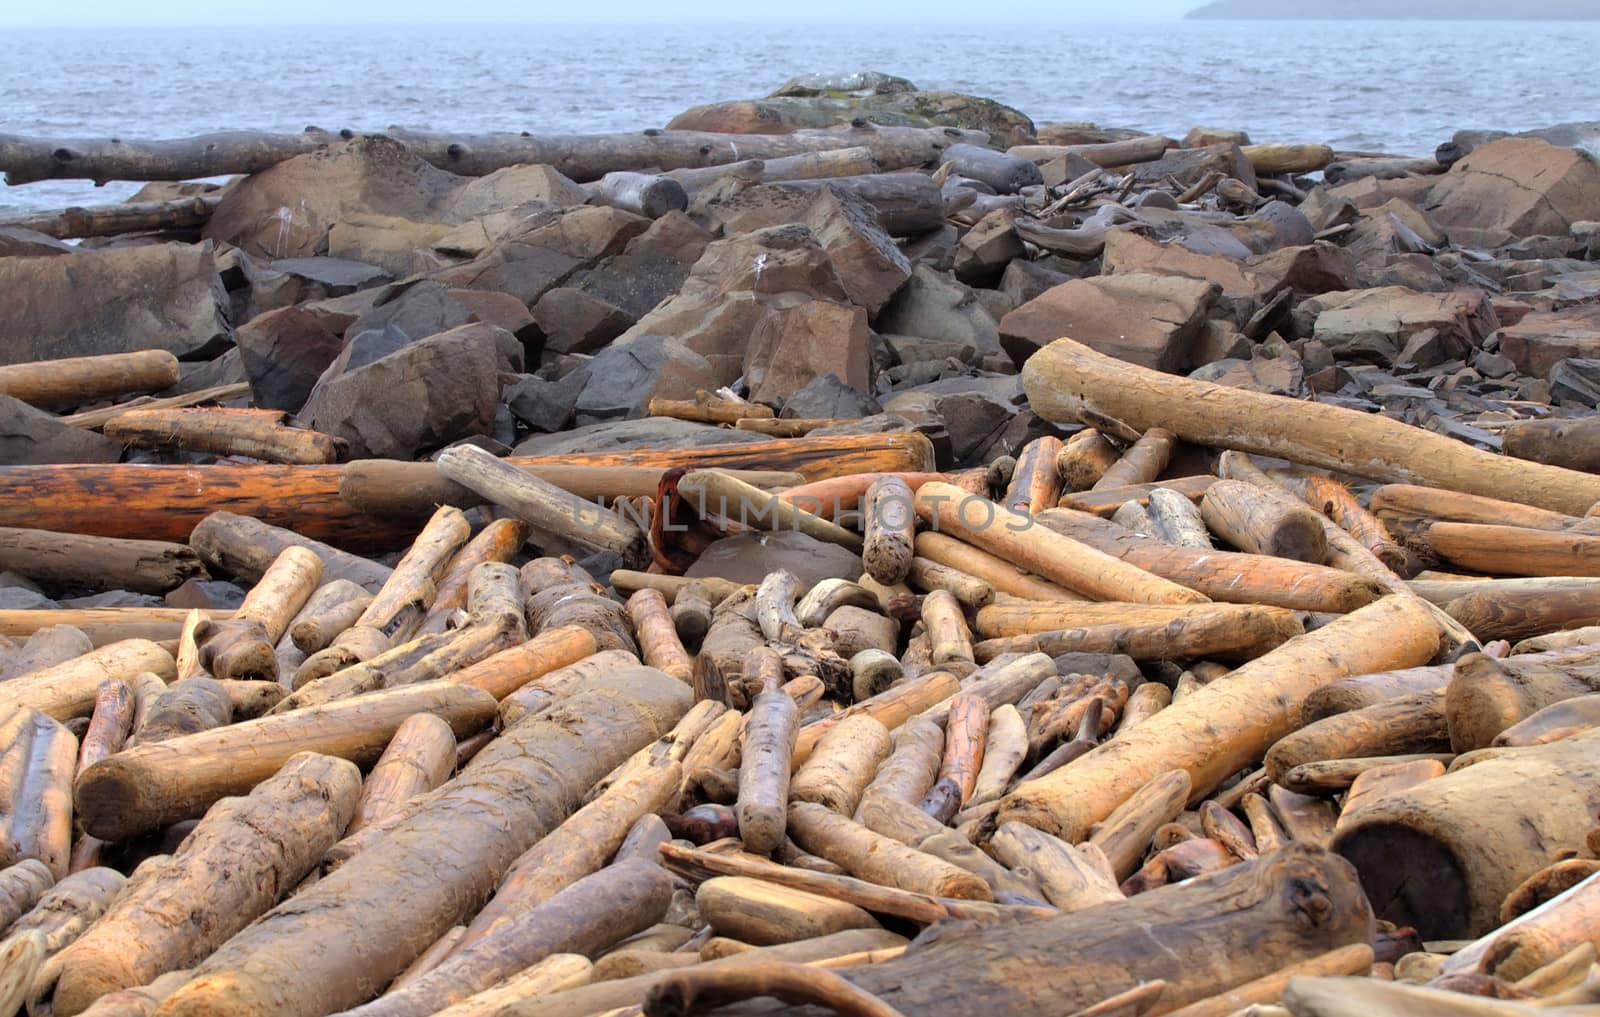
664,146,880,192
0,435,933,549
1413,522,1600,578
0,124,981,185
0,194,221,240
1371,484,1585,533
914,483,1205,606
0,351,179,409
0,640,175,721
0,710,77,878
0,528,206,595
0,609,225,648
1036,509,1384,613
154,671,692,1017
1021,337,1600,516
913,532,1085,603
103,408,344,466
999,596,1442,841
346,713,456,835
73,680,496,840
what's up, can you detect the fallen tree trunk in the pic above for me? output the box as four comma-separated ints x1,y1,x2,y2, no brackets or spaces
0,351,179,409
154,670,691,1017
0,528,206,595
346,713,457,835
0,435,934,549
664,146,880,192
0,639,175,721
103,408,345,466
0,124,982,185
0,193,221,240
1411,522,1600,578
43,753,360,1017
999,595,1441,841
0,609,225,648
73,680,496,840
1502,415,1600,475
1020,337,1600,516
0,709,76,877
1333,728,1600,938
1445,648,1600,751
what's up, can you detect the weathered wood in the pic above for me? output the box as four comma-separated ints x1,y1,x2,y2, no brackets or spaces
1336,729,1600,939
913,532,1085,603
1147,487,1213,551
1201,479,1328,564
787,802,992,900
1266,691,1449,782
792,714,894,816
73,680,496,840
1058,476,1218,518
0,193,221,239
0,435,934,548
43,753,360,1017
1036,509,1383,613
132,676,232,744
1273,472,1406,572
973,601,1303,662
62,381,252,432
1000,596,1441,841
191,512,392,592
197,545,322,682
737,648,800,854
862,476,916,586
1414,522,1600,578
915,483,1206,606
155,672,690,1017
680,469,864,553
1022,337,1600,516
664,146,880,191
0,350,179,409
585,170,687,217
0,528,205,595
1005,436,1066,516
1446,649,1600,751
422,955,593,1017
104,408,345,465
0,858,55,934
1057,430,1121,493
346,713,456,835
1009,135,1172,167
1371,484,1583,534
0,710,76,878
1094,428,1176,492
1502,416,1600,475
0,639,175,721
1087,769,1192,881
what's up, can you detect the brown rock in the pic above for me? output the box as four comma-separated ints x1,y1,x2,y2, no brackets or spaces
444,164,589,220
431,205,650,305
999,273,1218,372
1293,287,1500,365
0,242,231,364
876,265,1002,357
0,394,122,465
667,90,1034,145
743,300,873,405
204,136,462,259
1131,143,1258,192
326,214,451,276
298,322,503,458
1497,305,1600,378
954,209,1025,288
1428,138,1600,247
531,288,635,355
1248,243,1361,295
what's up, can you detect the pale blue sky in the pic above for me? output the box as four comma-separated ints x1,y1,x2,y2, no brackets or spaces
6,0,1201,27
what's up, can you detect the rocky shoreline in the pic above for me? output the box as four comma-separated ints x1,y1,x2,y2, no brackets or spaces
1,71,1600,1017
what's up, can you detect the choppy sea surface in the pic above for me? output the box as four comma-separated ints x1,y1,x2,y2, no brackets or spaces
4,18,1599,213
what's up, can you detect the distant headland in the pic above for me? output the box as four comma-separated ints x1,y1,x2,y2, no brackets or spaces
1186,0,1599,18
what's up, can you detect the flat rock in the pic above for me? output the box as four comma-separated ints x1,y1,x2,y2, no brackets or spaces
0,242,231,364
235,306,344,413
1550,359,1600,407
165,579,248,610
1295,287,1501,366
876,265,1002,357
432,204,649,306
444,164,588,222
574,335,719,425
0,394,123,465
782,373,883,420
1496,305,1600,377
770,71,916,98
954,209,1025,288
744,300,873,405
504,368,591,434
999,272,1218,372
1428,137,1600,248
531,287,635,355
0,227,73,258
512,416,768,457
685,531,865,589
298,322,503,459
668,90,1034,146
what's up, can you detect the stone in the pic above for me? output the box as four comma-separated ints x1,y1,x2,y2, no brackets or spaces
0,227,73,258
781,373,883,420
1293,288,1500,366
875,265,1003,358
61,591,165,609
667,90,1034,147
0,394,122,465
1249,243,1361,295
298,323,502,459
685,531,865,589
1000,259,1073,307
1428,138,1600,248
1184,127,1252,148
1396,328,1455,369
573,335,718,425
444,164,589,221
0,587,60,610
800,188,912,314
744,301,873,405
326,214,451,276
1496,306,1600,378
770,71,916,98
808,414,918,439
883,333,978,367
503,368,591,434
1550,359,1600,408
165,579,249,611
447,289,539,345
531,287,635,355
1102,231,1273,324
1473,351,1518,379
235,307,344,413
954,209,1025,288
1131,144,1257,192
512,417,768,457
432,205,650,306
999,273,1219,372
1192,320,1254,365
0,242,231,364
204,136,463,259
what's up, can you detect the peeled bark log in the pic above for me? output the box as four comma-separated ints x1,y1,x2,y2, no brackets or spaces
197,545,322,683
74,680,496,840
973,601,1303,662
423,955,592,1017
1056,430,1121,493
1446,649,1600,751
1302,665,1451,722
1266,690,1450,783
913,532,1085,603
1373,484,1583,534
1201,479,1328,564
43,753,359,1017
0,529,205,596
1,640,176,723
737,649,801,855
1445,586,1600,643
340,861,672,1017
862,476,916,586
1036,509,1385,613
76,679,134,777
495,648,639,728
155,671,690,1017
1413,521,1600,578
1147,487,1213,551
1333,728,1600,938
680,469,863,553
1502,416,1600,475
1163,943,1372,1017
786,802,991,900
1094,428,1176,492
627,589,692,684
858,718,944,813
346,713,456,835
0,351,179,410
1273,472,1406,572
1021,337,1600,517
1005,436,1066,516
1000,596,1441,841
791,714,893,816
190,511,392,593
1495,693,1600,747
915,483,1206,606
132,676,232,744
104,408,345,466
1087,769,1192,882
920,590,974,666
0,710,75,879
695,875,880,947
1058,477,1218,518
416,520,528,637
0,858,55,935
288,581,374,656
987,822,1123,912
796,671,963,764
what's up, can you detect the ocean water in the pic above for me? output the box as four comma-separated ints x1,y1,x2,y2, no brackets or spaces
4,18,1599,214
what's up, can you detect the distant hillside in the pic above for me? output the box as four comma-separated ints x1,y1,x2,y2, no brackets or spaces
1187,0,1598,18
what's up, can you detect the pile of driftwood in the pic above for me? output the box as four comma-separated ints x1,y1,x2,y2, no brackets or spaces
5,343,1600,1017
